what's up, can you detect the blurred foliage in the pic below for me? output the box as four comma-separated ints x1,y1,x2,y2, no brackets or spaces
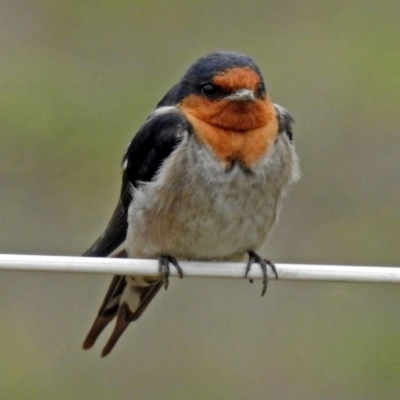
0,1,399,399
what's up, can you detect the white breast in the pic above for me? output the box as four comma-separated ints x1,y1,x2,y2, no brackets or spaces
125,131,299,261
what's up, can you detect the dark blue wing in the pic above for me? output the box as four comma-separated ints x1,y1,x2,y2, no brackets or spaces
83,107,188,257
274,103,294,142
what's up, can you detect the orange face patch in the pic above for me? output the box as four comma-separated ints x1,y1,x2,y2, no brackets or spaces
180,94,270,131
182,97,279,168
179,67,268,131
213,67,261,94
179,66,278,168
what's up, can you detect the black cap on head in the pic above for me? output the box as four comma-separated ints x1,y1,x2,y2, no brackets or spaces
174,51,264,103
183,51,261,82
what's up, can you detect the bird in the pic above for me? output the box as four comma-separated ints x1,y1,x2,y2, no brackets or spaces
82,51,300,357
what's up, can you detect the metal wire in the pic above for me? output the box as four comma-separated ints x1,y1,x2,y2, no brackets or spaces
0,254,399,283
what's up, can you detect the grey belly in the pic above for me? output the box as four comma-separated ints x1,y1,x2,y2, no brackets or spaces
126,164,280,260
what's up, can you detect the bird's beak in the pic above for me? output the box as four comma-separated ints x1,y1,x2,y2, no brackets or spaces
225,89,257,102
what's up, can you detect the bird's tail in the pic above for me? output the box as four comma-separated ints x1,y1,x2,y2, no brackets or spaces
83,270,162,357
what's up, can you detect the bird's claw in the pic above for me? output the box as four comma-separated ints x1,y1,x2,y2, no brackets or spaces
159,255,183,290
245,250,278,296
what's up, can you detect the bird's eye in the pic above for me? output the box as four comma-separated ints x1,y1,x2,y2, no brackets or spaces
256,82,266,98
201,84,218,97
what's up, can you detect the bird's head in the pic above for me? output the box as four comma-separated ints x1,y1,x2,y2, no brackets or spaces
177,51,275,131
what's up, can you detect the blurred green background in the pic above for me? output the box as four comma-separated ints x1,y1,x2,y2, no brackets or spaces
1,1,399,399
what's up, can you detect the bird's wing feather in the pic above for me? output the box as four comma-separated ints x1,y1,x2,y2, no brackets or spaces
274,103,294,142
82,187,131,257
82,107,189,353
82,106,188,257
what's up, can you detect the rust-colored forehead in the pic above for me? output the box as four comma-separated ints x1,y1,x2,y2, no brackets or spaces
212,67,261,91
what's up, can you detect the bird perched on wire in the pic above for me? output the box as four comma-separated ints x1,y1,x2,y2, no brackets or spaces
82,51,300,357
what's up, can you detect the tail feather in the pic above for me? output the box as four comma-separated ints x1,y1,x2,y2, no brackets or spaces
83,274,127,350
83,315,115,350
101,302,133,357
83,271,163,356
101,281,163,357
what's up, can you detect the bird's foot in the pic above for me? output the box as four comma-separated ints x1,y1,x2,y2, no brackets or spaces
245,250,278,297
159,255,183,290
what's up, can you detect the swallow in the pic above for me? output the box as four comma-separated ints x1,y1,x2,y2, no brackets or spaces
82,51,300,357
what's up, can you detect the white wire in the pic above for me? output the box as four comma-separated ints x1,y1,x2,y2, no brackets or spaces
0,254,399,283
